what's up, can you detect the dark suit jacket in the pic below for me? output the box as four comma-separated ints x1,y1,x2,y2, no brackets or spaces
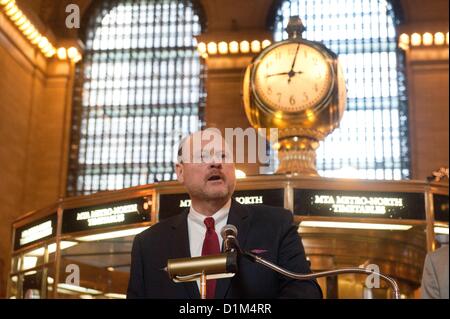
421,245,449,299
127,199,322,298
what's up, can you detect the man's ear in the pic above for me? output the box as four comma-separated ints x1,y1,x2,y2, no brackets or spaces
175,163,184,183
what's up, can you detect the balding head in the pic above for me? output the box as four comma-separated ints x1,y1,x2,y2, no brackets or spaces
175,129,236,215
177,128,233,164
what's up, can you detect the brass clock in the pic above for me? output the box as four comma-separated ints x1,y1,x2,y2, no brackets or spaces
252,41,334,114
243,16,347,175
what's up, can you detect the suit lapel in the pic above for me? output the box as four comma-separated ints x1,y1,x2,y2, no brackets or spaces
215,199,252,299
170,209,200,299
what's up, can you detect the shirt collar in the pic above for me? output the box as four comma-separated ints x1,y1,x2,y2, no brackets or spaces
188,199,231,228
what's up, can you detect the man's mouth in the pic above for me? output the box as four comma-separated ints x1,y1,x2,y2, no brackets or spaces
207,174,224,182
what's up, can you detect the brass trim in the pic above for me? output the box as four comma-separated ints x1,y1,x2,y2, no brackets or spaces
425,190,436,252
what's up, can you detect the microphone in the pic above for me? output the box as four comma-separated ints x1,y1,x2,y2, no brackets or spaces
221,224,238,253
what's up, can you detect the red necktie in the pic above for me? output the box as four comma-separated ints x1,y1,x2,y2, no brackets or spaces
201,217,220,299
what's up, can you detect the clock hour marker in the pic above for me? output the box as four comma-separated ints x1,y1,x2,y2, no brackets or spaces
289,95,296,105
277,93,282,103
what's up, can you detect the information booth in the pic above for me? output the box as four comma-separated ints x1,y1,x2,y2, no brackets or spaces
8,175,448,299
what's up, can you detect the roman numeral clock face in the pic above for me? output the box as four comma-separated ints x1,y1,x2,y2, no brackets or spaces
253,42,333,113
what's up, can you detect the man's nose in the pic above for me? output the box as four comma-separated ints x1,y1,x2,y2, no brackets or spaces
209,161,222,169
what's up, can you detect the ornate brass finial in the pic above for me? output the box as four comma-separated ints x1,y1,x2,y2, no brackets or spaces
285,16,306,39
427,167,449,182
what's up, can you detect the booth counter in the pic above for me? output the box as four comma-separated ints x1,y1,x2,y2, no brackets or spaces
8,175,448,299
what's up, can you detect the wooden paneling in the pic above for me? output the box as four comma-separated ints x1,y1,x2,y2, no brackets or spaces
407,48,449,179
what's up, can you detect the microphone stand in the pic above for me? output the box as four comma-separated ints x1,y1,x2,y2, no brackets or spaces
168,232,401,299
230,239,401,299
200,272,207,299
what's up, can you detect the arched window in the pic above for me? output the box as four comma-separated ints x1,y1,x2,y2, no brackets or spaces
272,0,410,179
67,0,206,195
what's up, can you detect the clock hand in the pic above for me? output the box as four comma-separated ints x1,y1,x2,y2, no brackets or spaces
266,70,303,78
287,70,303,83
287,44,301,83
266,72,290,78
290,43,301,73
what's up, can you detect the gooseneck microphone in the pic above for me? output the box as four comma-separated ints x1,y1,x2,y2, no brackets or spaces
219,224,400,299
220,224,239,253
166,223,401,299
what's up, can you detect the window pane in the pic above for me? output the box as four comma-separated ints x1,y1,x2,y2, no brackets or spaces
68,0,205,195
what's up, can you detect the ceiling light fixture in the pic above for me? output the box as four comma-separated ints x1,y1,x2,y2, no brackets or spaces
1,0,82,62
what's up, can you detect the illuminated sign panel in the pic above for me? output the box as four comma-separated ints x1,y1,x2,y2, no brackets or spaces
159,189,284,220
434,194,449,222
62,198,151,234
14,214,57,250
294,189,425,220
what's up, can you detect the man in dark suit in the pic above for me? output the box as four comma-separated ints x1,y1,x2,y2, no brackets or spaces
127,129,322,298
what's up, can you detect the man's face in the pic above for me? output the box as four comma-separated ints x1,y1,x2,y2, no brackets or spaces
175,132,236,202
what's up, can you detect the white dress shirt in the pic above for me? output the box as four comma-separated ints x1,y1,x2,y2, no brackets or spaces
187,199,231,258
187,199,231,292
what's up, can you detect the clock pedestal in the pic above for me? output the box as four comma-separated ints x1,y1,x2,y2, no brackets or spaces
276,127,325,175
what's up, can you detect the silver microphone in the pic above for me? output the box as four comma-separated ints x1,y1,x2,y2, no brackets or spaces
221,224,238,253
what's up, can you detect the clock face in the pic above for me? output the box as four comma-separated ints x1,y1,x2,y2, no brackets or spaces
253,42,333,113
